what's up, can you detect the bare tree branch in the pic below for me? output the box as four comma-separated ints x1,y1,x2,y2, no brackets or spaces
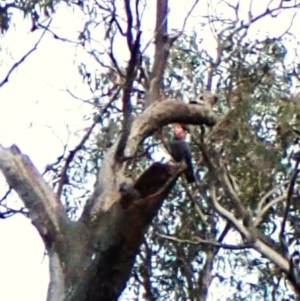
257,180,289,214
125,100,217,157
144,0,169,106
157,233,253,249
0,20,51,88
209,184,290,273
115,1,142,160
181,0,200,33
254,194,287,227
56,120,98,198
280,156,300,254
124,0,134,50
89,100,217,216
0,144,68,238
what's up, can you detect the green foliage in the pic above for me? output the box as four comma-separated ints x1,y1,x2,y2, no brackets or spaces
3,0,300,300
129,21,300,301
0,0,60,33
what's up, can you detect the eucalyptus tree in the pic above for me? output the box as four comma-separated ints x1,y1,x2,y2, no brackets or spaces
1,1,300,301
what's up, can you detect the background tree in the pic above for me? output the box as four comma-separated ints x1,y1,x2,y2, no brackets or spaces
1,0,300,301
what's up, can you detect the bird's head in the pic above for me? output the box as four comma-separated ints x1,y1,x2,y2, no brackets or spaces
173,124,186,139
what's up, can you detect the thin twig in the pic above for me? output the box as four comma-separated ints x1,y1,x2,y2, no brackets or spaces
257,180,289,214
0,20,52,87
157,233,252,250
254,194,287,227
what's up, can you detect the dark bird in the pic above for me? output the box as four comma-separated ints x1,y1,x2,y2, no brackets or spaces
168,124,195,183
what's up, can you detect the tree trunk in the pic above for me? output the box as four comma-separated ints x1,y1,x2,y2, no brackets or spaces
0,101,217,301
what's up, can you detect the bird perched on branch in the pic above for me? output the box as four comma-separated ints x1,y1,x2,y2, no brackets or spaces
168,124,195,183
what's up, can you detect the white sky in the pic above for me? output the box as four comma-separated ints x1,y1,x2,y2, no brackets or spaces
0,0,299,300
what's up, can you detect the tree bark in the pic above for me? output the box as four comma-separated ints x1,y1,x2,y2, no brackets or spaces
0,100,217,301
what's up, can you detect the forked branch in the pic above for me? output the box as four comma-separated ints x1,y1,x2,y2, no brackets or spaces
0,145,68,238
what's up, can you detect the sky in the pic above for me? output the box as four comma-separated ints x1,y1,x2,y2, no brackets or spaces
0,0,299,300
0,5,93,301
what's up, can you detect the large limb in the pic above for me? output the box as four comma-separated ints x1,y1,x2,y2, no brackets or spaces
0,146,94,301
0,103,217,301
144,0,169,106
76,100,217,300
87,99,217,215
0,145,68,239
209,184,290,273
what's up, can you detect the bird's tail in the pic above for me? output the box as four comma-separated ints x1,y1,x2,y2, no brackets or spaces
185,169,195,183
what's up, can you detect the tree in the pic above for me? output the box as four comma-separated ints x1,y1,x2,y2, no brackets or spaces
1,0,300,300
